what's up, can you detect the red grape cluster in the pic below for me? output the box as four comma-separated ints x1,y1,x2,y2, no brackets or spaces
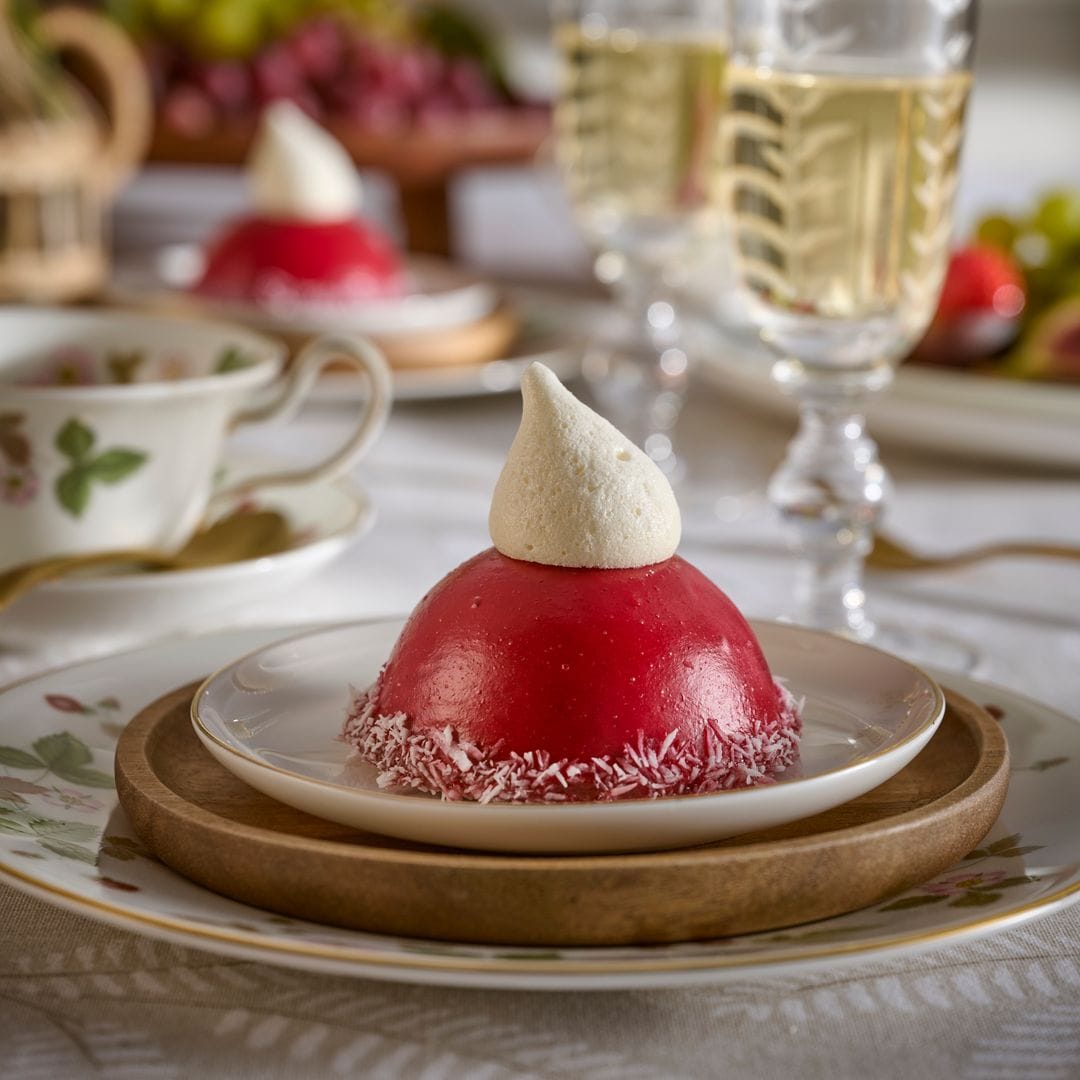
154,17,510,138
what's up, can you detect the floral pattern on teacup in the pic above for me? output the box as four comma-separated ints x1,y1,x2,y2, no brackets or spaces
38,347,98,387
21,344,257,387
53,418,148,518
0,413,39,506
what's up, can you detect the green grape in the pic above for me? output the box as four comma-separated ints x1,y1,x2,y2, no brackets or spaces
104,0,150,35
1033,189,1080,247
975,214,1017,254
1014,230,1055,271
193,0,266,58
150,0,199,27
1059,268,1080,301
262,0,307,37
1022,263,1069,322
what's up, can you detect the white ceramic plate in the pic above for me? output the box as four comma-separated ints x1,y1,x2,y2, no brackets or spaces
699,346,1080,471
190,621,943,855
110,245,499,337
0,622,1078,989
0,459,373,649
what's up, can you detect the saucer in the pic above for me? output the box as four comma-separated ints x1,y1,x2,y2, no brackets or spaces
0,458,373,649
110,246,581,402
191,620,945,854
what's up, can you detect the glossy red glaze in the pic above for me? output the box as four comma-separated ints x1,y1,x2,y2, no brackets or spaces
195,216,404,302
372,548,787,762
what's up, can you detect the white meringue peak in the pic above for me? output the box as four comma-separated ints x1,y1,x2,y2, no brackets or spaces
249,101,360,221
489,363,681,569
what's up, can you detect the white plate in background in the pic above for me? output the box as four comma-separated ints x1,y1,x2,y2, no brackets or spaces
699,347,1080,471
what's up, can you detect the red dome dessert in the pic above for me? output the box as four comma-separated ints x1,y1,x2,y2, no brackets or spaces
345,549,800,802
195,216,404,306
193,101,405,307
342,363,801,803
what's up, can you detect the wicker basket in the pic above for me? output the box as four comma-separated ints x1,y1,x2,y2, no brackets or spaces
0,3,150,302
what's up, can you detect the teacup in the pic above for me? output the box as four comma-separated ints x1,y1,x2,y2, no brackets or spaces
0,307,391,572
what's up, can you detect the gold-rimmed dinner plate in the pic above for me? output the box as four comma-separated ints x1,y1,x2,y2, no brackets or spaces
0,623,1078,989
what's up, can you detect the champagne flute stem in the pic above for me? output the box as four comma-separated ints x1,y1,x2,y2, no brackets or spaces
767,360,894,639
601,267,689,475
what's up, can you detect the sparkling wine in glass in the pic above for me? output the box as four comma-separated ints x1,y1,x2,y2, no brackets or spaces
727,0,978,667
552,1,730,481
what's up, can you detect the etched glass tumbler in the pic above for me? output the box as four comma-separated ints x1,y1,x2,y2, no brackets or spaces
727,0,978,665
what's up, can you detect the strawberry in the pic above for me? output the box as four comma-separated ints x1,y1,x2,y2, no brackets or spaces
935,245,1027,323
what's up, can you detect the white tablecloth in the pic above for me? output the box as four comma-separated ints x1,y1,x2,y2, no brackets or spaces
3,375,1080,1078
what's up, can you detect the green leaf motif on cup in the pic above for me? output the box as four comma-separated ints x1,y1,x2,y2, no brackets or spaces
105,350,146,385
56,468,92,517
53,417,148,518
55,417,95,461
87,449,148,484
215,346,255,374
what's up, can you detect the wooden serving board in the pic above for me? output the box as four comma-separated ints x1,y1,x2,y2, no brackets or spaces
115,685,1009,947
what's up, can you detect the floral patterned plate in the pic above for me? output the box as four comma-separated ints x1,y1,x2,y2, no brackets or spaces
0,622,1078,991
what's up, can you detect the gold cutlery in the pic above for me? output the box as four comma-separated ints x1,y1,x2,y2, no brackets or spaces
868,533,1080,572
0,510,293,611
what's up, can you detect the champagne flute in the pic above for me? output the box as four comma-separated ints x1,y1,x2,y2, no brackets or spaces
726,0,979,667
551,0,729,484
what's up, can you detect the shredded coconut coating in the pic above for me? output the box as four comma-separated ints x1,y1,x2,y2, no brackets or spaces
342,684,803,804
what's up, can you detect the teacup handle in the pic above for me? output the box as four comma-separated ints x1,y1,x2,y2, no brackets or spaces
216,335,392,500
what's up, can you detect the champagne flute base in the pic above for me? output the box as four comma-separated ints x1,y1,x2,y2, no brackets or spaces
775,615,983,675
866,620,984,676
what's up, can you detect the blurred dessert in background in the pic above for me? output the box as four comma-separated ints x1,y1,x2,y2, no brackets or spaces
194,101,404,307
103,0,549,254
